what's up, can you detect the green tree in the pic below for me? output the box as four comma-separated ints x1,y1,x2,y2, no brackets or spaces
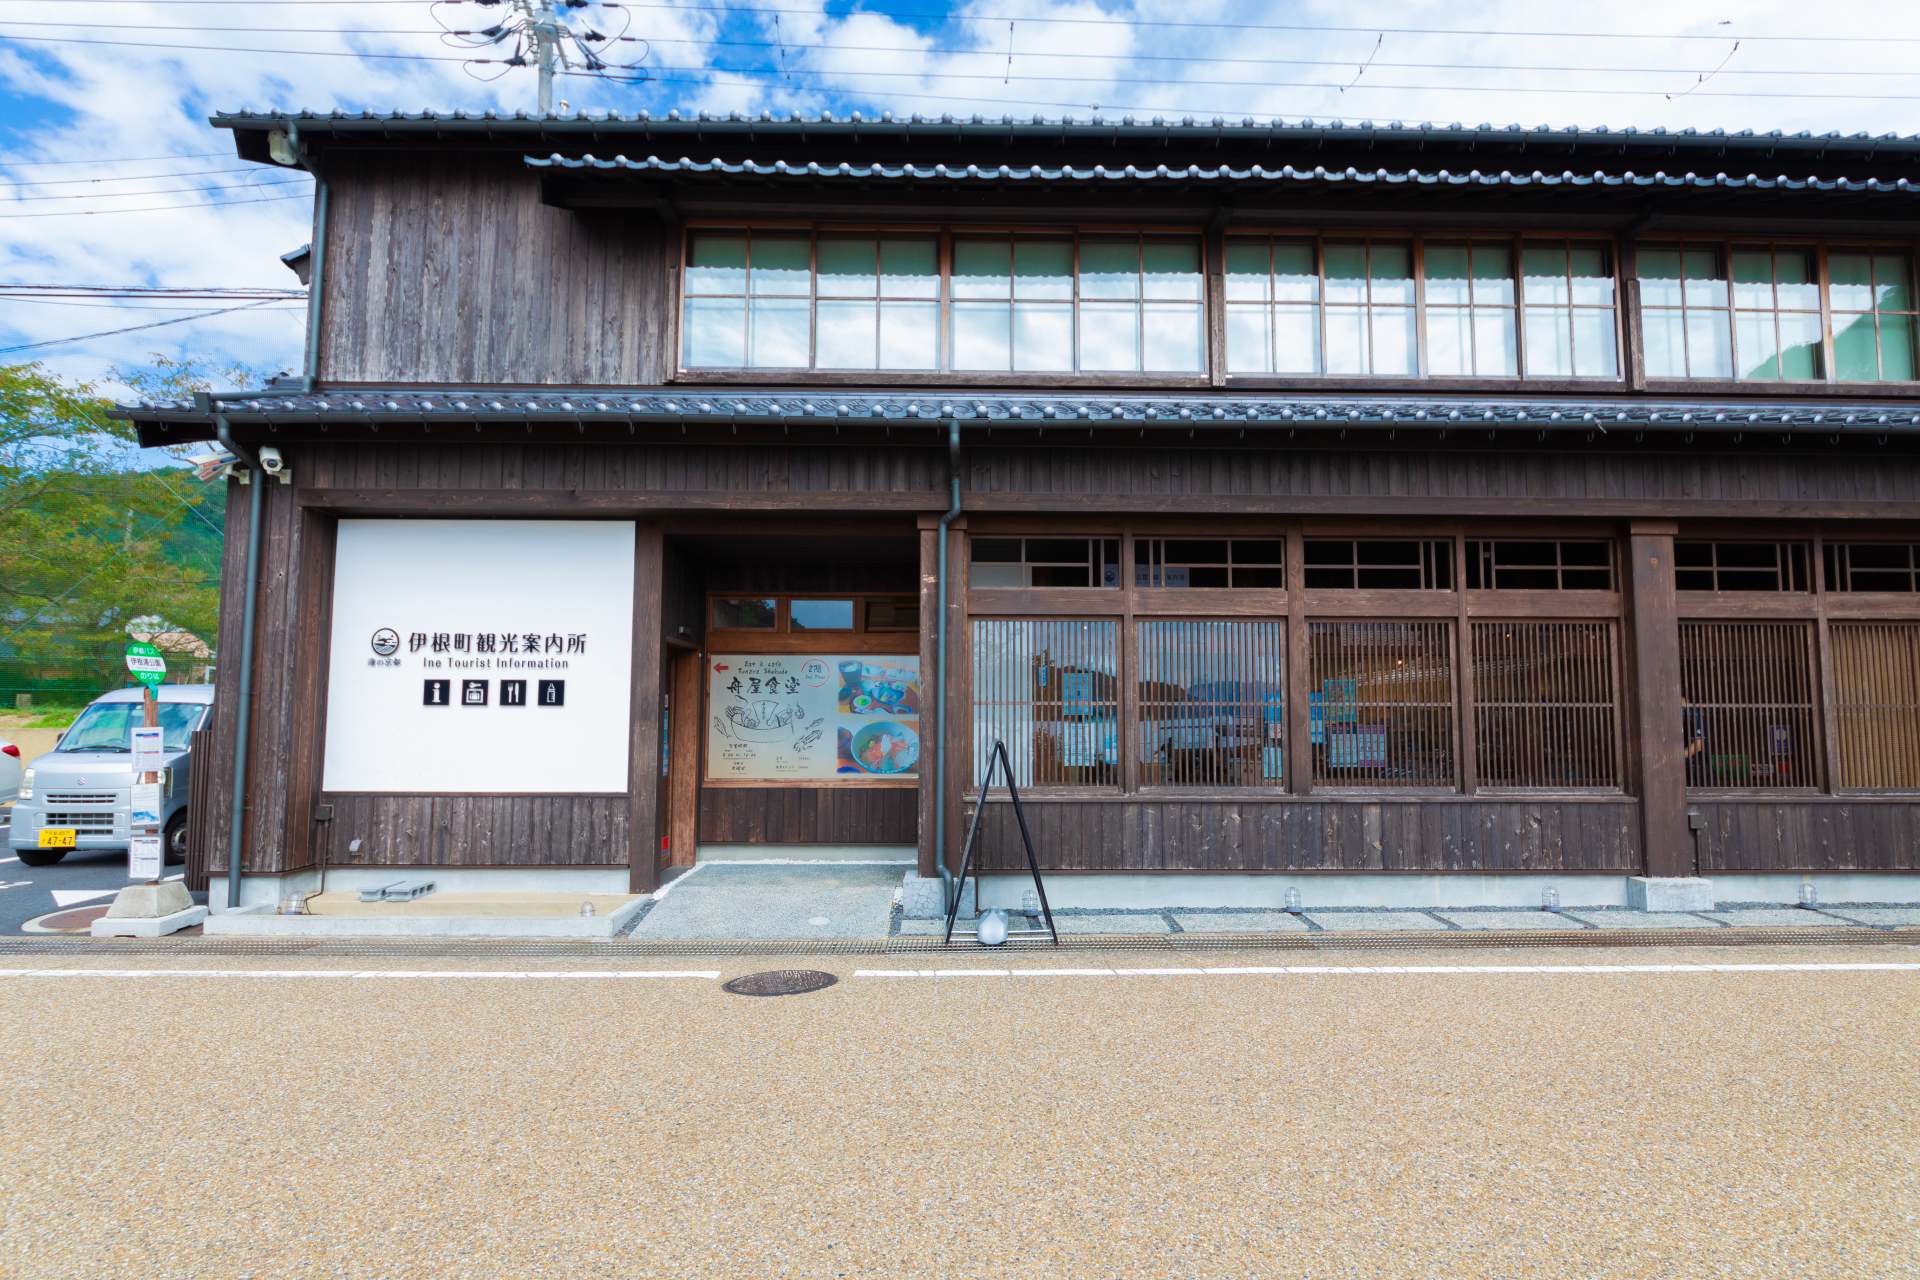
0,358,240,704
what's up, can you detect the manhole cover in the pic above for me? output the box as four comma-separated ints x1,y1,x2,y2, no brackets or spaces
722,969,839,997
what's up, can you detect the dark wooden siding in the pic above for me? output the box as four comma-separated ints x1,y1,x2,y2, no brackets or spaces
319,156,674,385
699,788,919,845
1694,800,1920,872
182,725,213,892
969,798,1643,873
315,794,628,867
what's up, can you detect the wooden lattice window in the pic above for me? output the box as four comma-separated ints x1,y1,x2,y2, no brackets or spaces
1831,622,1920,791
1308,620,1457,789
1823,543,1920,593
1136,620,1287,788
1134,538,1286,588
1471,621,1622,789
970,537,1120,588
1678,621,1821,790
1465,539,1615,591
1675,541,1810,592
971,618,1119,788
1303,539,1453,590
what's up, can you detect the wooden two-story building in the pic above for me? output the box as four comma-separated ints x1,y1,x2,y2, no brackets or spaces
127,109,1920,914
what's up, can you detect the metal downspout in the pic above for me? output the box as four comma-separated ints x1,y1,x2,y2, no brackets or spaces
298,130,328,393
933,421,961,908
211,409,266,910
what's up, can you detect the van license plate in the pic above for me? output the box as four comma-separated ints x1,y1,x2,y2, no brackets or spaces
38,829,77,849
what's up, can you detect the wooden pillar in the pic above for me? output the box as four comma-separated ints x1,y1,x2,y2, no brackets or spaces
1625,521,1691,877
942,518,970,876
627,523,665,894
915,519,940,879
1285,520,1313,797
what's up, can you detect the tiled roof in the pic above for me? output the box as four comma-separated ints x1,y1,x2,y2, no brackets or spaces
212,110,1920,156
527,154,1920,193
120,388,1920,435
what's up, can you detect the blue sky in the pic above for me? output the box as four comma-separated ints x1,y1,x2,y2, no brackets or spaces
7,0,1920,400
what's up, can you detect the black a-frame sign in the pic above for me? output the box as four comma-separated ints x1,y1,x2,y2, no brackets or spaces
944,739,1059,946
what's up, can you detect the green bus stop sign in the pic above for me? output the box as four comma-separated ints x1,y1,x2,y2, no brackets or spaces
125,641,167,688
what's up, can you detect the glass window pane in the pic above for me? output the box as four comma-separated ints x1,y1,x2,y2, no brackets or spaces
1778,310,1823,379
1642,307,1687,378
1774,249,1819,310
749,235,810,295
1370,306,1417,375
1079,302,1140,371
1324,243,1367,305
878,301,938,370
1881,313,1916,380
1079,237,1140,299
1525,308,1571,377
1638,248,1684,307
1472,244,1515,305
880,238,940,298
1829,251,1874,312
789,599,854,630
686,234,747,294
1273,307,1321,374
1273,240,1320,303
713,597,776,629
1686,311,1734,378
1731,249,1774,309
816,237,876,297
1225,241,1270,301
1522,245,1569,304
1474,308,1518,376
748,297,809,366
1325,307,1366,374
1369,243,1415,306
1424,244,1472,307
1225,305,1271,373
1143,239,1203,300
1143,303,1203,372
1683,249,1727,305
1834,312,1881,381
951,301,1011,370
1735,311,1781,380
1013,240,1073,299
1568,245,1614,305
1012,302,1073,370
1572,308,1618,378
952,239,1010,298
682,297,745,367
814,299,877,369
1426,307,1471,376
1876,252,1913,311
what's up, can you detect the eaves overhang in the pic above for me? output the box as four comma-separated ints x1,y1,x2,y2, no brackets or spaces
119,388,1920,446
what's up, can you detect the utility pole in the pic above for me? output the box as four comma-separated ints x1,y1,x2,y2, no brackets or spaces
523,0,568,114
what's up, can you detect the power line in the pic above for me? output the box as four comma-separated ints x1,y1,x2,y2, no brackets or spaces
4,175,310,202
4,298,306,311
0,151,233,167
0,192,311,219
0,32,484,61
1,285,306,297
0,299,294,355
0,165,285,189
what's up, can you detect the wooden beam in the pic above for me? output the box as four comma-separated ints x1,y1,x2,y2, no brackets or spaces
628,524,665,893
1625,524,1692,878
962,493,1920,519
295,487,946,515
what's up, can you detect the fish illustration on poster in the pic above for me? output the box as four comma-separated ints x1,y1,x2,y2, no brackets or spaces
707,654,921,782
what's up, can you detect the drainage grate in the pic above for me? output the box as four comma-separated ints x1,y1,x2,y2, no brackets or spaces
721,969,840,997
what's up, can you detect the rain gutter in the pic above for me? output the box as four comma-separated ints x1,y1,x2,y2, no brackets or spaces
208,404,266,911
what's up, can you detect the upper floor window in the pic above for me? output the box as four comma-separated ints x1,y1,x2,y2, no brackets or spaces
1303,539,1454,590
1225,234,1618,380
1824,542,1920,593
1465,539,1615,591
683,230,941,371
951,233,1204,373
1135,538,1286,588
971,537,1121,588
1675,541,1810,593
1640,243,1919,384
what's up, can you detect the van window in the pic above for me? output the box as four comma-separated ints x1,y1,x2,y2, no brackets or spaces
59,702,206,752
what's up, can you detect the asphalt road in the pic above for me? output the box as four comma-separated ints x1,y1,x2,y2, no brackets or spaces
1,945,1915,1277
0,809,191,932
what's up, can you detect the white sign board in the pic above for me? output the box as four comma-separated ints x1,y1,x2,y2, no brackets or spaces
130,781,162,830
130,726,166,775
321,520,636,793
129,834,164,882
706,654,921,783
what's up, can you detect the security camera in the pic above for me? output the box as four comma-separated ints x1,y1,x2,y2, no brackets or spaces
257,446,285,475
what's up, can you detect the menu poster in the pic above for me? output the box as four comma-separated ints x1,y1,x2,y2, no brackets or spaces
707,654,922,783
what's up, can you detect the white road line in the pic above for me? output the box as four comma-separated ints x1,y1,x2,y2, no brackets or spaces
0,968,722,980
853,961,1920,979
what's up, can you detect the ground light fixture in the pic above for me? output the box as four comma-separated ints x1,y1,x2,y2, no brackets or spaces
1284,887,1303,914
976,909,1010,946
1542,885,1562,912
1799,880,1819,908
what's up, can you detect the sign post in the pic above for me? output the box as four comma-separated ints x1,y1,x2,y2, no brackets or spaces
125,642,167,885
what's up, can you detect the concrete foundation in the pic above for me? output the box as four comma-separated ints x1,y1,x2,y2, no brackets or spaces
91,905,208,938
89,881,205,937
899,874,948,918
208,865,631,913
1627,877,1718,912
